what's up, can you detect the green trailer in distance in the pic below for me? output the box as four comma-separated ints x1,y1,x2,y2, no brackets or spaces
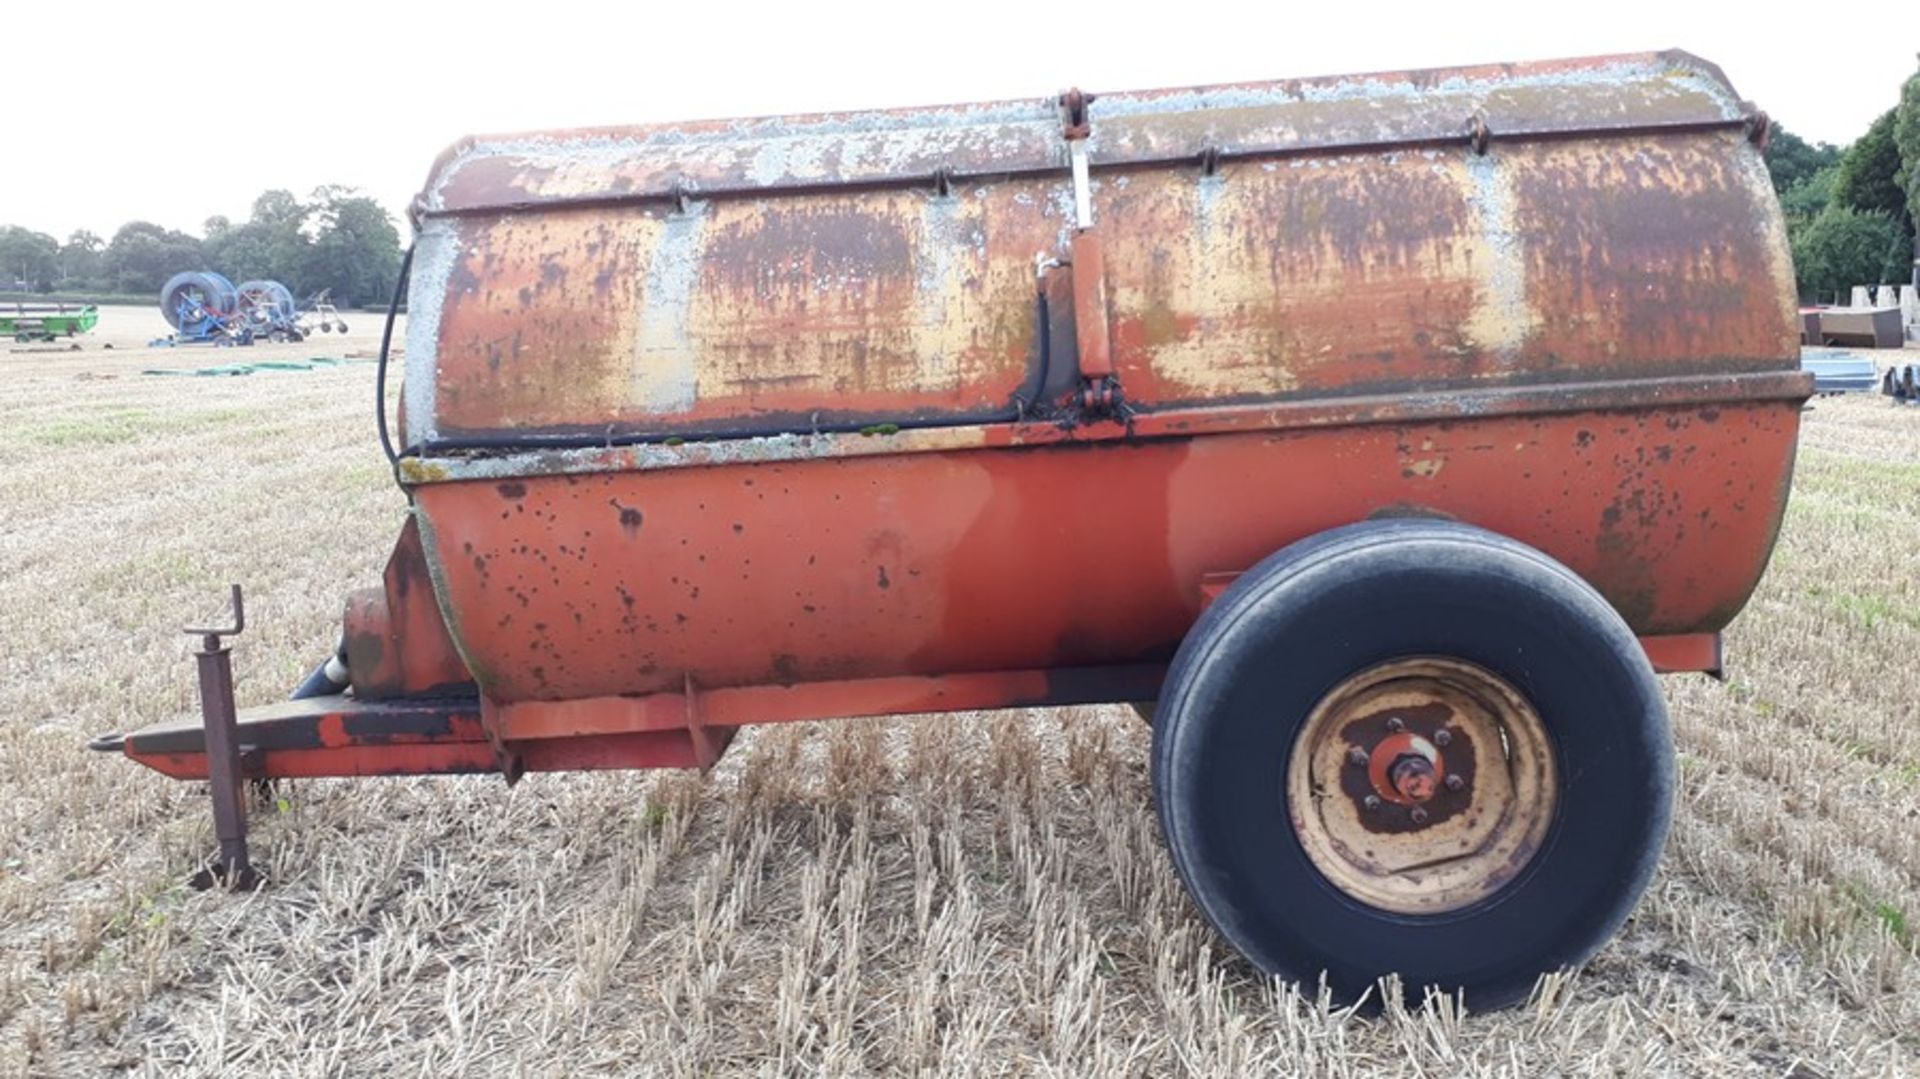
3,302,99,342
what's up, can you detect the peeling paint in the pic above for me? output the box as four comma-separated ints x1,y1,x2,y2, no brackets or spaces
402,220,461,446
1461,154,1540,360
631,201,709,414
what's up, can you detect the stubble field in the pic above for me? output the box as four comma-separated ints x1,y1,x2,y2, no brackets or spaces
0,310,1916,1075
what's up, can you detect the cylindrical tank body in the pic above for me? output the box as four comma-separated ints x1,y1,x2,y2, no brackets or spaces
398,51,1808,704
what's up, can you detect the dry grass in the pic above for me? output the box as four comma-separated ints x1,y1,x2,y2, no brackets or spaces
1,319,1917,1075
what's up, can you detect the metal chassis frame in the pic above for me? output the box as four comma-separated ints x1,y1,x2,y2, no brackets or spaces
97,575,1717,890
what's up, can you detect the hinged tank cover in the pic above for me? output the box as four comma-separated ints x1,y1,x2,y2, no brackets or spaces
401,51,1789,454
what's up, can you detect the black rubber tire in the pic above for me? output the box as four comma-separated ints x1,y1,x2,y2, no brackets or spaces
1151,519,1671,1011
336,322,349,334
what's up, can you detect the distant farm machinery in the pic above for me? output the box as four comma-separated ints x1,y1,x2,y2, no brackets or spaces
237,280,301,340
159,273,346,344
160,272,247,344
2,301,97,343
303,289,349,335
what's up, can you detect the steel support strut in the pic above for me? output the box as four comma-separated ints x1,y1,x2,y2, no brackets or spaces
186,585,262,891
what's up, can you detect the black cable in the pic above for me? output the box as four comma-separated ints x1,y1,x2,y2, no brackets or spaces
376,243,415,485
1021,281,1053,418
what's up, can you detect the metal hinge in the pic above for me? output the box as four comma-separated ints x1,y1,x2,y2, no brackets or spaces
1057,88,1117,416
1060,88,1095,230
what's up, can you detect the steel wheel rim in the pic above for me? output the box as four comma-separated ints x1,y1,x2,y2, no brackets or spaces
1286,657,1558,916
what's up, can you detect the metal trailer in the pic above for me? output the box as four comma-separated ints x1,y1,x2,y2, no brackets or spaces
3,301,97,342
94,51,1812,1010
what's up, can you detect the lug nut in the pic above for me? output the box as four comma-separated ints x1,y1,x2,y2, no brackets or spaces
1432,728,1452,747
1444,774,1465,793
1347,746,1369,767
1409,806,1429,825
1362,794,1382,811
1385,716,1405,733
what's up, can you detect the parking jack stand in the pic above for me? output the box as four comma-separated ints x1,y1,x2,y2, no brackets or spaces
186,585,263,891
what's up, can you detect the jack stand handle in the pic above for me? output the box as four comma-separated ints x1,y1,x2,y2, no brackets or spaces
185,585,263,891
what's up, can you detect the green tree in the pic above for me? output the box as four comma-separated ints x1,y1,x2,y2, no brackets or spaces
102,221,204,294
0,226,61,291
303,189,401,306
1832,109,1910,219
205,220,291,285
1791,206,1908,299
1780,164,1839,220
200,188,317,291
1765,122,1843,195
59,229,104,289
1894,64,1920,279
249,189,314,288
250,189,305,229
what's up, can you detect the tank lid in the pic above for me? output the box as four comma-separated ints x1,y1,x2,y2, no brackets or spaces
416,50,1754,219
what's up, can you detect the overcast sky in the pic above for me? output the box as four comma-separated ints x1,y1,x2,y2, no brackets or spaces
4,1,1914,241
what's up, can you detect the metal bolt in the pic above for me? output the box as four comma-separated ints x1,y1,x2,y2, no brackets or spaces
1385,716,1405,733
1409,806,1429,825
1362,794,1382,811
1445,774,1465,793
1347,746,1369,767
1432,728,1452,747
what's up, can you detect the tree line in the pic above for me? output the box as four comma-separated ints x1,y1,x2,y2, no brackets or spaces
0,186,402,307
1767,63,1920,301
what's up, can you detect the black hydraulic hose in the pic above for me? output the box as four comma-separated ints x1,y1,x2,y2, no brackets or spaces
376,244,416,486
288,660,341,700
1019,281,1053,419
289,637,350,700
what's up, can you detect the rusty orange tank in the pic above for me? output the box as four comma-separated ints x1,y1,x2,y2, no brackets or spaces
101,50,1810,1009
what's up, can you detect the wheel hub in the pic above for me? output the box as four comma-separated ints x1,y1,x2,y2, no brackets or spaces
1287,657,1558,915
1366,731,1445,805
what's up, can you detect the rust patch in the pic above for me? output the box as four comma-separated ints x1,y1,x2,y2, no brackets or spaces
610,499,645,535
1508,135,1796,375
